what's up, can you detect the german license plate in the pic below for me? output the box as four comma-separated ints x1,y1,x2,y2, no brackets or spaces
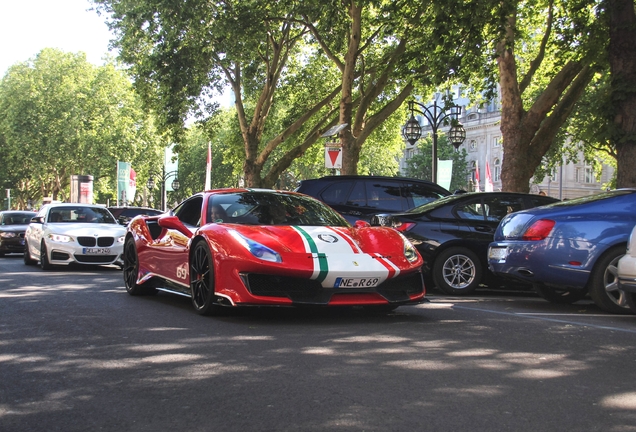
83,248,111,255
488,247,508,260
334,277,379,288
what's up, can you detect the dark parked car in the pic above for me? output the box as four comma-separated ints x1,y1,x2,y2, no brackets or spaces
107,206,164,226
488,189,636,314
0,211,37,256
296,175,451,224
370,192,558,295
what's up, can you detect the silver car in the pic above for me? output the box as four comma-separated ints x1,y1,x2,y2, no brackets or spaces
24,203,126,270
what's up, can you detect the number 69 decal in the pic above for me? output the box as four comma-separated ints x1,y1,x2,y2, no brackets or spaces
176,263,188,280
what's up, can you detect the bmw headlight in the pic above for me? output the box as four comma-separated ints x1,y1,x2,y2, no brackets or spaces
0,232,17,238
398,232,419,263
229,230,282,263
48,233,74,243
117,235,125,243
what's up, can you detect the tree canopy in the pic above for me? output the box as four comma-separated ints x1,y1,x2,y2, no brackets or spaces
0,48,164,208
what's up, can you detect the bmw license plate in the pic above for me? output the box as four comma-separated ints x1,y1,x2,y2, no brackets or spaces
488,247,508,260
334,277,379,288
83,248,111,255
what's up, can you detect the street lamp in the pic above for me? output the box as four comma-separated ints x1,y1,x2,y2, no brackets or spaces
147,167,180,212
402,99,466,184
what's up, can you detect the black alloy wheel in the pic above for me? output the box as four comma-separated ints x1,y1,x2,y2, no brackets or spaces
534,284,587,304
433,247,482,295
40,241,53,270
123,236,155,295
190,242,219,316
23,241,36,265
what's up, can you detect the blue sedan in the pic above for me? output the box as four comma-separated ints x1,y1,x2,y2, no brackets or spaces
488,189,636,314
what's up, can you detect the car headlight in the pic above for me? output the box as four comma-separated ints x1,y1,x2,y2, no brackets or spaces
397,232,419,263
117,235,125,243
228,230,282,263
48,233,74,243
0,232,17,238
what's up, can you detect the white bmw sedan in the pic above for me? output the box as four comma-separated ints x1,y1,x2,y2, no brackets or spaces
24,203,126,270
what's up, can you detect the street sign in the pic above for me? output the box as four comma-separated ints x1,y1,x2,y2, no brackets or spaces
325,143,342,169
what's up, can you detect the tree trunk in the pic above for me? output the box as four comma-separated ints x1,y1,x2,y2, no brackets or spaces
497,4,594,192
609,0,636,188
339,1,363,175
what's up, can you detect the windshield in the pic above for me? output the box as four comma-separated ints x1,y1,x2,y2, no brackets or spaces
47,206,117,224
207,192,349,226
1,213,36,225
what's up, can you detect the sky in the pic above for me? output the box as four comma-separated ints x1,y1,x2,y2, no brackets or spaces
0,0,234,106
0,0,115,77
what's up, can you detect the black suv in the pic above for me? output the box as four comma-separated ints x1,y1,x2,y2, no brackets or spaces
296,175,451,224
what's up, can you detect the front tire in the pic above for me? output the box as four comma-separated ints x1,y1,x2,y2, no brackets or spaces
534,284,587,304
40,241,53,270
24,241,36,265
123,236,155,295
588,246,633,314
190,242,219,316
433,247,482,295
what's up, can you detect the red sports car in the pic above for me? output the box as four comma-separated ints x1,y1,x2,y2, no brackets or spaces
124,189,425,315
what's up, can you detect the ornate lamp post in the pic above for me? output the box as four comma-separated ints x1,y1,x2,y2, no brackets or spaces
402,99,466,184
147,167,179,212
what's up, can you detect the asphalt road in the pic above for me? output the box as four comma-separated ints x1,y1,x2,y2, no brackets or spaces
1,255,636,432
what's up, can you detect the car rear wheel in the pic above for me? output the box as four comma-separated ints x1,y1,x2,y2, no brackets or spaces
190,242,220,316
534,284,587,304
40,241,53,270
588,246,633,314
23,241,36,265
433,247,482,295
123,236,156,295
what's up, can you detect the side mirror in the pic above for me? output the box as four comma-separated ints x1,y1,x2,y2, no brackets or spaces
354,220,370,228
369,214,394,227
157,215,193,239
31,216,44,224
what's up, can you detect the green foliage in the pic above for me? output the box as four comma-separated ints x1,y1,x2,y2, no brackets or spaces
0,48,163,208
404,134,470,191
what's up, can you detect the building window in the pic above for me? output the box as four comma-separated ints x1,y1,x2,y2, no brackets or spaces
494,158,501,182
471,161,477,183
493,137,501,147
585,167,595,184
469,140,477,151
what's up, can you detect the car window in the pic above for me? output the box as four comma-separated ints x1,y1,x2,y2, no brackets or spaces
483,197,525,222
320,181,354,205
174,197,203,227
402,183,448,207
345,182,367,207
455,200,487,221
364,181,403,211
1,213,35,225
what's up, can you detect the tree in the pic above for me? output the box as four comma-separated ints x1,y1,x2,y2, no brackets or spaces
607,0,636,188
93,0,498,187
493,0,605,192
404,135,470,192
0,49,163,206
